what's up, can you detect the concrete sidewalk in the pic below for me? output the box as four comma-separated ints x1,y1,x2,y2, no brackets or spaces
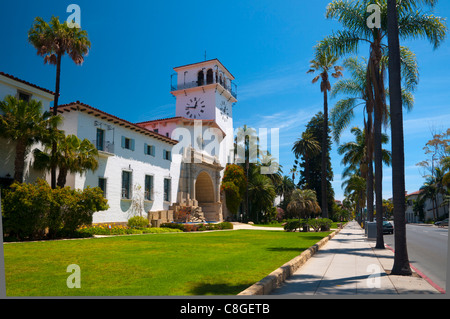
270,220,442,295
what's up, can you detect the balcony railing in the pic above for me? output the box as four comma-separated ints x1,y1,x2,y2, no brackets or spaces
92,140,115,155
171,79,237,99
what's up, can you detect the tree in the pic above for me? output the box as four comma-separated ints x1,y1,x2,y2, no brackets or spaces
234,125,259,220
299,113,336,217
342,173,366,224
221,164,247,216
320,0,446,253
292,131,321,188
28,16,91,188
0,96,61,183
287,188,321,221
307,47,343,218
248,171,276,224
33,134,98,188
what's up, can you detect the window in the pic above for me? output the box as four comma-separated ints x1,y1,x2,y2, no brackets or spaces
96,128,105,151
17,91,31,102
154,129,159,133
197,70,204,86
144,175,153,201
163,150,171,161
121,136,135,151
164,178,171,202
144,143,155,156
121,171,132,199
206,69,213,84
98,177,107,197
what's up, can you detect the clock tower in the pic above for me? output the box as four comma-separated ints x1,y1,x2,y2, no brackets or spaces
170,58,237,164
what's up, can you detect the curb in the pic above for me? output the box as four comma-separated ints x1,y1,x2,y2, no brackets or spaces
237,226,343,295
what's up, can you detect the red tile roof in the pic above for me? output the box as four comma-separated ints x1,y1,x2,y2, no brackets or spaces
0,71,55,95
136,116,226,137
54,101,178,145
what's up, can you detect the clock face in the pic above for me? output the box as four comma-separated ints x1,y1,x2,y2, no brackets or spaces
185,96,205,119
219,100,230,121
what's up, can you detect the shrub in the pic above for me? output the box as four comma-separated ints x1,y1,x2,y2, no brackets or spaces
284,220,300,232
128,216,149,228
2,179,53,240
2,179,108,240
307,218,332,232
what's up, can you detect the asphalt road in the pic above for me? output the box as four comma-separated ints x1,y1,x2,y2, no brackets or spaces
383,223,449,292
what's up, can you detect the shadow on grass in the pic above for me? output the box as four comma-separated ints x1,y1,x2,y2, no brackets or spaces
187,282,255,295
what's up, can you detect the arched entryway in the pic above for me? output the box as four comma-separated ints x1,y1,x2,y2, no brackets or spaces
195,171,214,203
195,171,217,221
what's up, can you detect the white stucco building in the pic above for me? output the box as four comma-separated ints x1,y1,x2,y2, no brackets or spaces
0,59,239,224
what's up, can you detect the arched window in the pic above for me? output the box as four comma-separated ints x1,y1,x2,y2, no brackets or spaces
197,70,204,86
206,69,213,84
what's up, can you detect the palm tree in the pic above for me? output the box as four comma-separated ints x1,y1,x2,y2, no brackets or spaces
307,47,344,218
248,172,276,224
234,125,259,221
33,134,98,188
0,95,61,183
292,131,321,188
275,175,296,203
338,126,391,224
342,173,367,224
28,16,91,188
287,188,321,221
331,55,415,246
320,0,446,266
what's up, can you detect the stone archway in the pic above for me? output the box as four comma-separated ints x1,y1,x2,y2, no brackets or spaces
195,171,221,221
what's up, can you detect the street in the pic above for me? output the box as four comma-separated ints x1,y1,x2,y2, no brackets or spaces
383,223,449,292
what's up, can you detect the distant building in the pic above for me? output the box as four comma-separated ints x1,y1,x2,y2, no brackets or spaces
405,190,448,223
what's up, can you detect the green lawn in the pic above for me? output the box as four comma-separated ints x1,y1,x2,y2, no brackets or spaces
3,229,331,296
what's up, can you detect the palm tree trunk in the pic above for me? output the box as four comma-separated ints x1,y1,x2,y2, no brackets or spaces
374,108,385,248
366,113,374,223
14,138,27,183
51,53,62,189
387,0,412,276
57,166,68,188
322,89,329,218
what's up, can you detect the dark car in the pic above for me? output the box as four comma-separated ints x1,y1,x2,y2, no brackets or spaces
435,218,449,227
382,221,394,234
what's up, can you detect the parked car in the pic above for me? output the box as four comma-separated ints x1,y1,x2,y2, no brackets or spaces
435,218,448,227
382,221,394,234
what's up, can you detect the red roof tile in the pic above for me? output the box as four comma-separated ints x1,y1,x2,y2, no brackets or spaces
54,101,178,145
0,71,55,95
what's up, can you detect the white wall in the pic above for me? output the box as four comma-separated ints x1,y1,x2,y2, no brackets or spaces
60,110,181,224
0,75,54,183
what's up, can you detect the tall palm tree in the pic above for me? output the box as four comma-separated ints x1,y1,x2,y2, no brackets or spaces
292,131,321,188
0,96,61,183
331,54,415,247
28,16,91,189
307,47,344,218
320,0,446,260
338,126,391,224
33,134,98,188
234,124,259,221
287,188,321,221
385,0,447,275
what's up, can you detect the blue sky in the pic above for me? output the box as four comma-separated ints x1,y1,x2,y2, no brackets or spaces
1,0,449,200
